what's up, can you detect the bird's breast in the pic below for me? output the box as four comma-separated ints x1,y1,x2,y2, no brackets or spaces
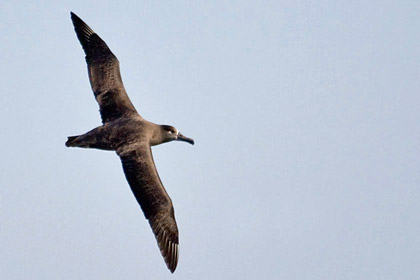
107,117,150,150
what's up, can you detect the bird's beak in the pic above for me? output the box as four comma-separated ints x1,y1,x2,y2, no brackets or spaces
176,132,194,145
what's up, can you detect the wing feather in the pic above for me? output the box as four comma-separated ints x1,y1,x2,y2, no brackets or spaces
70,12,138,123
118,145,179,273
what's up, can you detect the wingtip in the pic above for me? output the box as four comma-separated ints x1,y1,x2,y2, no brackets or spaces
165,241,179,273
170,245,179,273
169,262,177,273
156,229,179,273
70,11,83,25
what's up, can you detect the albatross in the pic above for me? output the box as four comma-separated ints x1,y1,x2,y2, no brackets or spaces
66,12,194,273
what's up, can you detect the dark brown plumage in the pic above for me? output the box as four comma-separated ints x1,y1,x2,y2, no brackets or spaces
67,12,194,273
71,12,137,124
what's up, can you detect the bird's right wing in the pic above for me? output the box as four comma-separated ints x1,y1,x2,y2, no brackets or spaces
118,144,179,273
70,12,138,123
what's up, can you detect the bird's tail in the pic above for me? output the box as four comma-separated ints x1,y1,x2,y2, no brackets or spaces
65,136,79,147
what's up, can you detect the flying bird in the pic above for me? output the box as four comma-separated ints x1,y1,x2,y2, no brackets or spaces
66,12,194,273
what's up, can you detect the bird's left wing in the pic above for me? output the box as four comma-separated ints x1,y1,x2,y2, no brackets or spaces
118,144,179,273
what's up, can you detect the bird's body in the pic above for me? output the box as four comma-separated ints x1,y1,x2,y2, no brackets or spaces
66,12,194,273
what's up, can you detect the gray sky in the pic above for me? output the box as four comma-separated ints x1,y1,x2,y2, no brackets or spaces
1,1,419,279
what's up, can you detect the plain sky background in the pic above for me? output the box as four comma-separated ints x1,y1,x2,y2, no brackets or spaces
1,1,419,279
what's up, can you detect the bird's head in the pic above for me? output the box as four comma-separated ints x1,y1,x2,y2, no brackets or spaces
160,125,194,145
